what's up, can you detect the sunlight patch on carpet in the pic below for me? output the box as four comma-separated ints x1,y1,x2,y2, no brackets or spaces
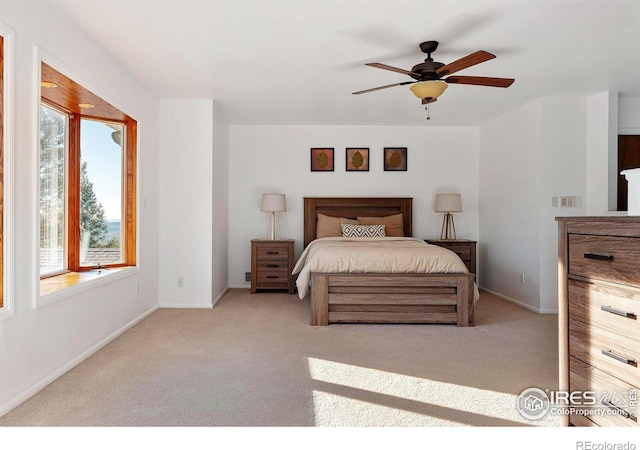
308,358,560,426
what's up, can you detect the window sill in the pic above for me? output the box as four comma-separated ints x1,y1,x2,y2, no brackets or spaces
38,266,139,308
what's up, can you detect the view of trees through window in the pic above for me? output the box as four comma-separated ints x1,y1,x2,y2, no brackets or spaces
79,118,123,267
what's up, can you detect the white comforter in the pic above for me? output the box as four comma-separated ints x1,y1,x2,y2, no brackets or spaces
292,237,479,300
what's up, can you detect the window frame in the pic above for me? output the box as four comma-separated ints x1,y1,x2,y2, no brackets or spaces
39,101,69,277
38,60,137,295
0,23,14,319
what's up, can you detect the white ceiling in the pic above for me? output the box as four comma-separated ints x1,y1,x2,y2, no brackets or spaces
49,0,640,126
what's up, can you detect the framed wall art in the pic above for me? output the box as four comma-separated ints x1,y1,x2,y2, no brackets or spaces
310,148,334,172
345,148,369,172
383,147,407,171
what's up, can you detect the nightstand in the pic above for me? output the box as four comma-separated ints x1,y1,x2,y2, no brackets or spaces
426,239,477,276
250,239,295,294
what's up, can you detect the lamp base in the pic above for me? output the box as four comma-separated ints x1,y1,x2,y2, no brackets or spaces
266,212,278,240
440,213,457,240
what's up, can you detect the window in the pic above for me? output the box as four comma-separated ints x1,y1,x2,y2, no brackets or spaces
39,62,137,289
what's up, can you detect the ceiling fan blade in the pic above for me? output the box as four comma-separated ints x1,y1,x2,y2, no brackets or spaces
352,81,415,95
436,50,496,76
365,62,416,76
445,76,515,88
421,97,438,105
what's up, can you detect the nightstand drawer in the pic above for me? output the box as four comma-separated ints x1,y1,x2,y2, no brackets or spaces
256,246,289,260
425,239,476,275
445,246,470,261
569,234,640,288
256,260,290,271
257,271,289,284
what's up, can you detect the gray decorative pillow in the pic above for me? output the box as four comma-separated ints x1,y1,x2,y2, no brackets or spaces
341,224,386,238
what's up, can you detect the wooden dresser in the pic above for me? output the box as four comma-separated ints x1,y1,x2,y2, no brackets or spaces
557,217,640,427
250,239,295,294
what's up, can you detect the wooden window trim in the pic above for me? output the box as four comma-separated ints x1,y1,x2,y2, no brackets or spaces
40,63,137,287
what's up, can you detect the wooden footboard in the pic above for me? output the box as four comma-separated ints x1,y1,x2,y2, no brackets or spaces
309,273,475,327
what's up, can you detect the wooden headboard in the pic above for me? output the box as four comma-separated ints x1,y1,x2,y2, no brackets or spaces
303,197,413,247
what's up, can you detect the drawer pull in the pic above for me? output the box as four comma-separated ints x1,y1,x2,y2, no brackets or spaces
266,251,280,255
266,264,279,268
583,253,614,261
601,349,637,366
602,400,637,422
266,275,279,279
601,305,637,319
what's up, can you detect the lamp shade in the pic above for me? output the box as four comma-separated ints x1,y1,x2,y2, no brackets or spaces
410,81,448,99
435,193,462,213
260,193,287,212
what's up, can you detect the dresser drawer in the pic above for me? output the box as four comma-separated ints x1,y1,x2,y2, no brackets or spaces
569,319,640,387
569,357,638,427
256,246,290,260
568,234,640,287
568,280,640,341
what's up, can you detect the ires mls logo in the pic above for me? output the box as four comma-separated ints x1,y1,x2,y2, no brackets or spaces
517,387,637,421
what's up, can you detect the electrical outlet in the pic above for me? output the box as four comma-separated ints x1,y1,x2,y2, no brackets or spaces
519,273,525,284
245,272,251,282
177,277,184,288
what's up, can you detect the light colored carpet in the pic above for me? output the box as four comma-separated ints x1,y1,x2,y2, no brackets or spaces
0,289,560,427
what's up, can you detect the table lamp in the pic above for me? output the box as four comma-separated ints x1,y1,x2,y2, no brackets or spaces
260,193,287,240
435,193,462,240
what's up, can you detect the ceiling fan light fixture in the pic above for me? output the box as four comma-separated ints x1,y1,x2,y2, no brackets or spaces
410,80,448,100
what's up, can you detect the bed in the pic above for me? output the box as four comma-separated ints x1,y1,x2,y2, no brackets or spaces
294,197,476,326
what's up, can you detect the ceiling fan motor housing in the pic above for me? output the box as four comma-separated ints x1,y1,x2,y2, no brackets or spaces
410,61,445,81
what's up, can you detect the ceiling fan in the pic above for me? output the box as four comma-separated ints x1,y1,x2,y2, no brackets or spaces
353,40,515,105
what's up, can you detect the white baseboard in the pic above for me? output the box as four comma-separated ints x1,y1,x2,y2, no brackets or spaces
479,287,558,314
160,303,213,308
0,305,159,418
159,286,230,309
211,287,229,307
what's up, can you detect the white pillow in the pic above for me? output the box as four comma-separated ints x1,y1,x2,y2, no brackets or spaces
341,224,386,238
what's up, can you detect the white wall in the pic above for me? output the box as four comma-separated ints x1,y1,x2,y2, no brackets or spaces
0,2,159,414
228,125,479,288
159,99,214,308
539,98,587,313
619,97,640,132
480,97,597,313
586,91,618,214
479,100,543,310
212,104,230,304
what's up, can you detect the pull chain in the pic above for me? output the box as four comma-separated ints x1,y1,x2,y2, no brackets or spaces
425,102,431,120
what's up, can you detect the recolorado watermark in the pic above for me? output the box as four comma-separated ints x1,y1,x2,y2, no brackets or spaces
575,443,636,450
516,386,637,421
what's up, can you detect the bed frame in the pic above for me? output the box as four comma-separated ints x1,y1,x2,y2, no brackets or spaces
303,197,475,327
